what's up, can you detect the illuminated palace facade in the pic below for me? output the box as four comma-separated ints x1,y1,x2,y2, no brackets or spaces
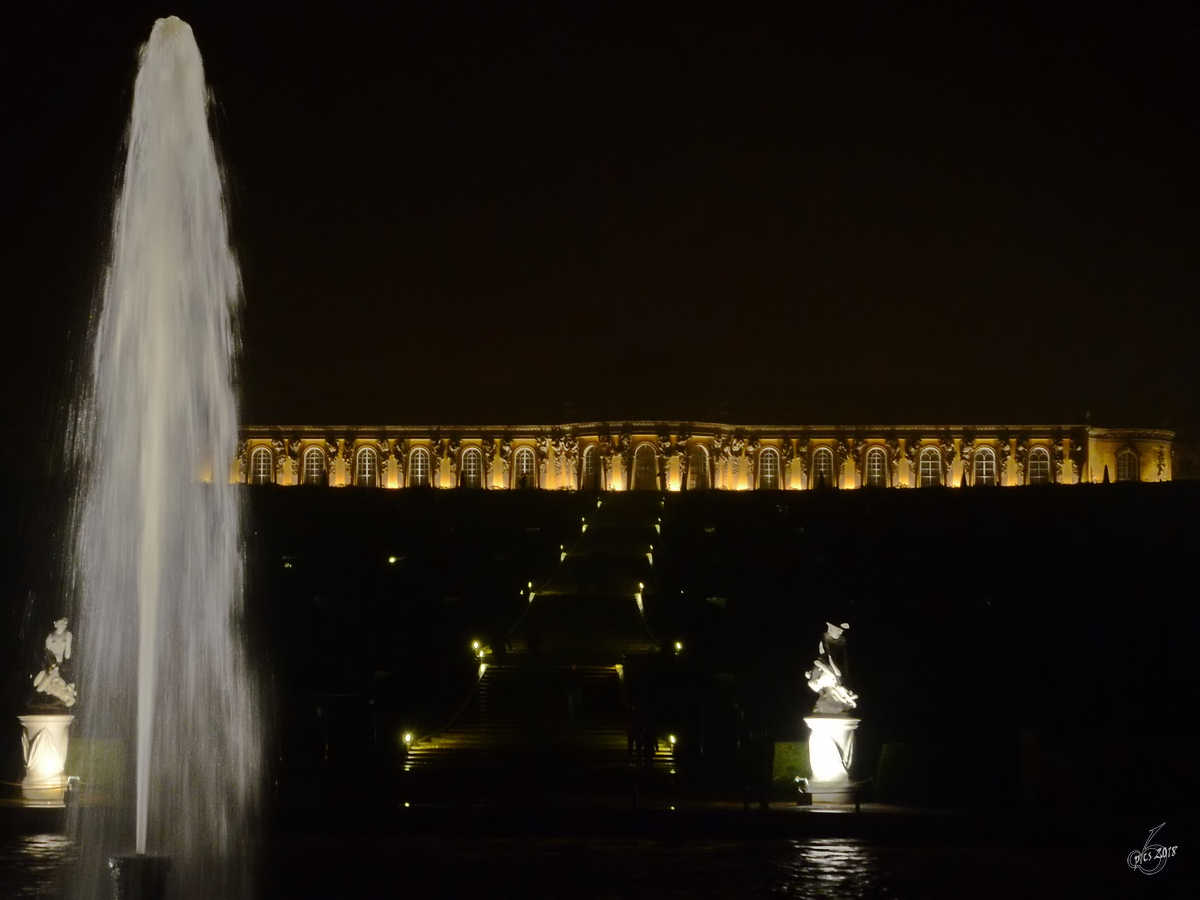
235,423,1173,490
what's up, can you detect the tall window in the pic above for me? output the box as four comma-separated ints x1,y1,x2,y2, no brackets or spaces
302,446,325,486
919,447,942,487
249,446,272,485
1027,447,1051,485
354,447,379,488
687,445,710,490
582,445,599,490
461,447,483,488
633,444,658,490
758,447,780,490
1117,448,1139,482
514,447,536,488
865,447,887,487
409,447,431,487
973,447,996,486
812,447,835,488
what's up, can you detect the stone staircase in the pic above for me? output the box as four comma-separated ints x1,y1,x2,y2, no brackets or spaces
404,665,661,768
402,492,673,802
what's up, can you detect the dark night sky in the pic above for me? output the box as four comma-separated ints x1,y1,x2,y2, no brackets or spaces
3,2,1199,435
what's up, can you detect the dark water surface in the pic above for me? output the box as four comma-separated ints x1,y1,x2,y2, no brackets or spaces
1,830,1184,899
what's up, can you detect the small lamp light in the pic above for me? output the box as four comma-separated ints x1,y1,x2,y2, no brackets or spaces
403,732,413,746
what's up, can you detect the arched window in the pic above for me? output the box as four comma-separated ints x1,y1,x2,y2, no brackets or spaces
633,444,658,490
812,447,835,488
865,447,887,488
302,446,326,486
514,447,536,489
687,445,710,490
461,447,483,488
758,447,780,490
919,447,942,487
1117,448,1139,482
1027,447,1051,485
249,446,273,485
408,447,431,488
973,447,996,486
354,446,380,488
582,445,600,491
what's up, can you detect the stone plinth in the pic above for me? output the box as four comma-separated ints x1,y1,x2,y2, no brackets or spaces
19,714,74,805
804,715,859,803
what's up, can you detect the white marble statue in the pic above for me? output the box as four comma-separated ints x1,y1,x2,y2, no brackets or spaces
805,621,857,714
45,617,73,664
32,618,77,708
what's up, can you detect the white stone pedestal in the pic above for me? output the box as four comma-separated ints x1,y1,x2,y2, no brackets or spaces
804,715,859,803
19,714,74,805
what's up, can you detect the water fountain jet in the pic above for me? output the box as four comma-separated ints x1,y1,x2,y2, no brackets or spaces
69,16,259,900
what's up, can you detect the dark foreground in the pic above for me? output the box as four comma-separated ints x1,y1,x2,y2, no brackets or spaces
2,801,1192,899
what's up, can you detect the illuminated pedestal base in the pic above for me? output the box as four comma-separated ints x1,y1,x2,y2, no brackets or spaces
804,715,859,803
18,714,74,805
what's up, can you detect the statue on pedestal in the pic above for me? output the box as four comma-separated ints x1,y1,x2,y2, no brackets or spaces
805,621,856,714
20,617,77,804
803,621,861,797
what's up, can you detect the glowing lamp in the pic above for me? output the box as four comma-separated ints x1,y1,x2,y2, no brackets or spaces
668,734,676,745
403,732,413,746
674,641,682,652
388,556,397,564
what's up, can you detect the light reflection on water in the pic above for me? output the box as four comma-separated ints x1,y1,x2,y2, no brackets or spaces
0,831,1150,899
0,833,74,899
771,838,885,898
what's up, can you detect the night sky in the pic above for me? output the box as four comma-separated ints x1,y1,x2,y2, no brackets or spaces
3,2,1198,435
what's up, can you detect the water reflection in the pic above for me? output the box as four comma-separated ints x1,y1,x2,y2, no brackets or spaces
0,833,74,899
0,830,1147,899
772,838,882,898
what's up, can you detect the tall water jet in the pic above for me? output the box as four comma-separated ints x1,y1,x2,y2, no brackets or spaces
69,17,259,899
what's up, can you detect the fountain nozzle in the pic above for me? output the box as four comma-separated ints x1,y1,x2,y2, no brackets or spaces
108,855,171,900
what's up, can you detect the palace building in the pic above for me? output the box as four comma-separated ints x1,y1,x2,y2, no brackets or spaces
235,423,1173,490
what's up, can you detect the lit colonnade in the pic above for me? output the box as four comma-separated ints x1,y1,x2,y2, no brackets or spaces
234,423,1173,490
